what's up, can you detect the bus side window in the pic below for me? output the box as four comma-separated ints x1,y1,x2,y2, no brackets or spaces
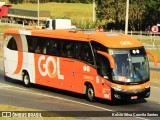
26,36,36,53
61,40,74,58
7,37,18,51
65,43,73,58
76,42,82,59
90,41,107,52
35,46,41,53
83,43,93,64
35,37,46,54
96,54,112,80
78,42,94,65
46,39,59,56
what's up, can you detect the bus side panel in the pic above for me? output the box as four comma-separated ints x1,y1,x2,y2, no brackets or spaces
34,54,75,91
74,61,112,100
23,52,36,84
59,58,75,91
4,47,21,80
4,34,22,80
34,54,59,87
74,61,96,93
97,76,112,100
73,61,105,98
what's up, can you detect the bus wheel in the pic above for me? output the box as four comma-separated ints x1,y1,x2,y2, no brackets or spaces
23,73,31,87
86,85,95,102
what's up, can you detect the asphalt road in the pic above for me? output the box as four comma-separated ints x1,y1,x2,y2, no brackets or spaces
149,62,160,71
0,77,160,120
0,64,160,119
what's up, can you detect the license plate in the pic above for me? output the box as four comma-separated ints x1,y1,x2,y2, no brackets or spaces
131,96,138,99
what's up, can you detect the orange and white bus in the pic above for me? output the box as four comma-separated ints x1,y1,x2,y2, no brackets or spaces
3,28,158,101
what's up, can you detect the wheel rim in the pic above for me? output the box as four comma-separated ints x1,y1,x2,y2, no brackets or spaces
88,87,94,100
24,75,29,85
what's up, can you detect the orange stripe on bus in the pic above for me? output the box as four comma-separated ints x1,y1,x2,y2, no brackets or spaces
14,51,23,74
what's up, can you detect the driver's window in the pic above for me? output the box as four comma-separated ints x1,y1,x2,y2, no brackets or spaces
96,54,112,80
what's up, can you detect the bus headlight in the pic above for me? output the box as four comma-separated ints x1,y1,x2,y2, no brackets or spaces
111,87,122,91
114,94,121,99
145,85,150,89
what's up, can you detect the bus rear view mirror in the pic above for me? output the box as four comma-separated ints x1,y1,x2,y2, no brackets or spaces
97,50,115,69
146,50,158,66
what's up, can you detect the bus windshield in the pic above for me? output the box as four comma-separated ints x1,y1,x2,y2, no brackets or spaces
109,47,149,83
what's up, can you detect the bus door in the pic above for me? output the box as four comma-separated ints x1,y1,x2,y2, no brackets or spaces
58,40,76,91
73,41,96,94
60,57,75,91
96,54,112,81
95,51,114,100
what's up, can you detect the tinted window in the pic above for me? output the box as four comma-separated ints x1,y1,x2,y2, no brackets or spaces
46,39,60,56
26,36,37,53
76,41,94,65
7,37,17,51
96,54,112,80
91,41,107,53
26,36,94,65
27,36,60,56
60,40,75,58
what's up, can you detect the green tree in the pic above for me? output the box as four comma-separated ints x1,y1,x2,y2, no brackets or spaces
128,0,145,30
142,0,160,30
96,0,126,30
96,0,160,31
9,0,24,4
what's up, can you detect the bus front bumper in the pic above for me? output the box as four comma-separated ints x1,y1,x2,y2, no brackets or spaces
111,87,150,100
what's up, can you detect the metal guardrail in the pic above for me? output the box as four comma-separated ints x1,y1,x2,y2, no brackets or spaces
111,29,160,35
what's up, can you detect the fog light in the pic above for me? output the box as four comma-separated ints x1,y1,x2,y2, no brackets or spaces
114,94,121,99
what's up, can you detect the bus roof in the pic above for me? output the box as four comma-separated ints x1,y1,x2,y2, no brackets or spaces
4,28,143,48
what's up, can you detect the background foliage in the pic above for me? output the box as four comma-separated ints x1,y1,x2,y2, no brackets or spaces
6,0,160,31
96,0,160,31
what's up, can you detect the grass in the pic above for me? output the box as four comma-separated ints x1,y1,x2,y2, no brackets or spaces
11,2,93,23
3,2,95,28
146,49,160,63
141,39,160,45
141,39,160,63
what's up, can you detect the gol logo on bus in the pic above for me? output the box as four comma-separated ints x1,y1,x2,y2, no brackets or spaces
38,55,64,79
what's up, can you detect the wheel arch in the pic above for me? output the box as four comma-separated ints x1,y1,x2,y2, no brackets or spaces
22,69,35,84
84,82,96,96
22,69,29,78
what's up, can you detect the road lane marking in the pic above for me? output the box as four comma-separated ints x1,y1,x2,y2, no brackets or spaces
0,83,13,87
0,83,114,111
0,83,152,120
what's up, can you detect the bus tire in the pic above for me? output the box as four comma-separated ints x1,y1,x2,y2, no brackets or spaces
23,72,31,87
86,85,95,102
